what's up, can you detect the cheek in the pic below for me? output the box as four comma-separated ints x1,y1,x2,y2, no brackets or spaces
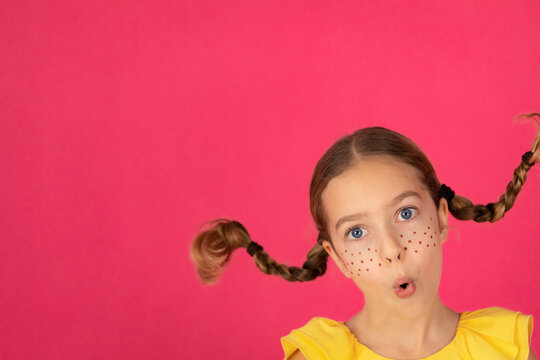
339,243,382,277
400,216,439,255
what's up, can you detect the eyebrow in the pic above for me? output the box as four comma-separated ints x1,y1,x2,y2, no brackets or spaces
334,190,422,232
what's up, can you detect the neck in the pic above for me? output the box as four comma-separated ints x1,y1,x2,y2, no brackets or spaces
348,295,459,359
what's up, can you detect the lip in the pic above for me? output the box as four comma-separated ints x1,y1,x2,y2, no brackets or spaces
392,276,414,289
392,276,416,299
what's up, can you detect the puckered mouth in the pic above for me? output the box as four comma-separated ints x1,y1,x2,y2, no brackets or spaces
392,276,414,289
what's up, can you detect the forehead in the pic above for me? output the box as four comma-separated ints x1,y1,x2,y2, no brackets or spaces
321,156,426,220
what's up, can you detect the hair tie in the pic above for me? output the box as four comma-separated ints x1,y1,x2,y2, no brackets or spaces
246,241,263,256
316,232,326,245
522,151,535,167
439,184,455,204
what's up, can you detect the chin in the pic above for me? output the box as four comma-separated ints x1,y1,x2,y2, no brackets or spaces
381,287,440,318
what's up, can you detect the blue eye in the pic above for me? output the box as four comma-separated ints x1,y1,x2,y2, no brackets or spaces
398,207,417,221
345,226,367,240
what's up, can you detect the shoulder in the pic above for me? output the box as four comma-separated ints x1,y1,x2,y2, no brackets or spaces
457,306,533,360
281,317,358,360
460,306,531,320
459,306,533,335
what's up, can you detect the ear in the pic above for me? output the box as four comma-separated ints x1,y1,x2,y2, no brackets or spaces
322,240,352,279
437,198,449,244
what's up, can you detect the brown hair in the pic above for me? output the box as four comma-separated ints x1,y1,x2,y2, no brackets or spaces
191,115,539,284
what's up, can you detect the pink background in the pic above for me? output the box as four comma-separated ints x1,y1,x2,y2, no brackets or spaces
1,1,540,359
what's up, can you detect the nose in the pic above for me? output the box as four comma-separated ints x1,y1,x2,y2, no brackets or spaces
379,229,403,264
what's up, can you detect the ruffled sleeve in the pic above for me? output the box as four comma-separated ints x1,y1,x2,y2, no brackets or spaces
280,317,357,360
455,306,533,360
513,309,533,360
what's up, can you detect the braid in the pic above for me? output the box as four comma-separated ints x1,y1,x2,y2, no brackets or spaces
447,113,539,223
252,242,329,282
190,218,329,284
448,157,534,222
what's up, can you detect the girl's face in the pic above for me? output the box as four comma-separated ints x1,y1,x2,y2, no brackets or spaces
320,155,449,319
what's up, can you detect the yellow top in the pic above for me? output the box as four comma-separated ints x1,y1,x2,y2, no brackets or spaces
281,307,533,360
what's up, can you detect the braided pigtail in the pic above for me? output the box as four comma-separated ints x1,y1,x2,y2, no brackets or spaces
252,238,329,282
443,113,539,223
190,218,329,284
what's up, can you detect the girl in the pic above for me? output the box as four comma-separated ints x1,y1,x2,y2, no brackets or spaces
191,114,539,360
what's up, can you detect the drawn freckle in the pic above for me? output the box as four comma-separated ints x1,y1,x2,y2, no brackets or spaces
375,250,378,253
400,234,403,237
430,235,433,239
413,231,416,234
344,250,347,253
424,232,427,235
408,240,412,243
419,241,422,244
351,262,354,265
378,263,381,266
428,226,430,229
415,250,418,253
358,252,362,255
366,269,369,272
361,260,364,263
368,248,371,251
430,217,432,220
370,259,373,261
427,244,429,247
